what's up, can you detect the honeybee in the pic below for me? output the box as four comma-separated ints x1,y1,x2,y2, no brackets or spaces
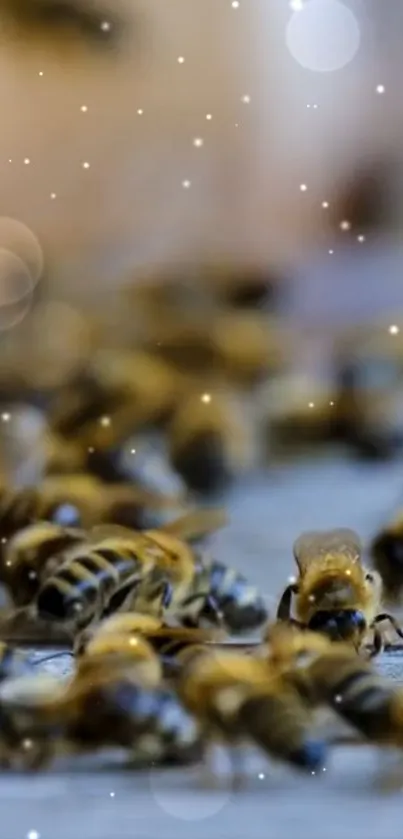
167,389,253,496
74,612,164,656
370,514,403,606
0,662,201,770
176,646,326,787
76,625,163,691
302,642,403,748
1,521,87,607
35,509,226,633
0,0,126,50
276,528,403,655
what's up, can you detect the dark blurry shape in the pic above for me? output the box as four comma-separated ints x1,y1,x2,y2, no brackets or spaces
333,326,403,461
167,390,252,498
371,516,403,605
0,0,126,50
203,266,283,311
331,158,396,233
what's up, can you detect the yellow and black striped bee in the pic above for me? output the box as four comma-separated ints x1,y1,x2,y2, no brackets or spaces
176,645,327,787
370,513,403,606
35,509,226,634
0,654,201,771
276,528,403,656
1,521,87,607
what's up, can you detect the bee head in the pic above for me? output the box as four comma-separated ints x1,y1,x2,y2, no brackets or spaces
307,609,366,642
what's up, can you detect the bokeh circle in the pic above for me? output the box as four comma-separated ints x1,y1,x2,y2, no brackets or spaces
286,0,361,72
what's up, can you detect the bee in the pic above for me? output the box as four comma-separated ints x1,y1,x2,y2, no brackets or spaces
276,528,403,655
176,646,327,787
167,390,253,496
35,509,226,633
178,554,269,636
74,612,164,657
1,521,87,607
370,514,403,605
302,642,403,748
76,623,163,691
0,658,201,770
0,0,126,51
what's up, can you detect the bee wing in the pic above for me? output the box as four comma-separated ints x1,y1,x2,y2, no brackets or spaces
86,523,140,543
159,509,228,542
293,528,362,572
107,485,184,510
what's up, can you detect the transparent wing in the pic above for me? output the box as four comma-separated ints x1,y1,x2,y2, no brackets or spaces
293,528,362,572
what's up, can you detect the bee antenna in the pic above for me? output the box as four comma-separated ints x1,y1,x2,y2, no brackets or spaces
34,651,75,665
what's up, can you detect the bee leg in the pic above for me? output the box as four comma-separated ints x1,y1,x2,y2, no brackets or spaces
373,613,403,646
368,627,384,659
276,585,298,622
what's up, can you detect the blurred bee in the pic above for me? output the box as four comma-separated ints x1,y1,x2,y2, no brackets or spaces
176,646,326,787
49,351,184,448
0,662,201,771
333,327,403,461
167,390,254,497
276,528,403,655
203,265,280,311
0,0,126,51
76,623,163,690
303,642,403,748
1,521,87,607
35,509,226,633
370,513,403,606
74,611,164,656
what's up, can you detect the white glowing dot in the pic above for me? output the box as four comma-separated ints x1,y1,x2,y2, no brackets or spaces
329,249,334,255
182,180,191,189
311,771,316,776
290,0,304,9
100,416,111,427
193,137,204,147
287,0,360,73
334,694,342,704
322,767,327,772
313,103,318,108
110,791,115,798
258,772,265,779
27,832,39,839
345,569,351,576
8,159,12,164
5,560,11,567
23,738,33,750
82,162,90,169
177,56,185,64
88,447,94,453
206,113,212,120
308,594,316,603
24,158,30,165
101,21,111,31
80,105,88,112
389,325,399,335
322,201,329,208
232,1,240,7
50,193,57,199
201,393,211,403
28,571,37,580
300,184,308,192
330,401,334,406
340,220,351,231
287,575,297,585
1,412,10,422
376,84,385,94
235,123,239,127
137,109,144,115
131,448,136,454
308,401,315,408
357,234,365,242
242,95,251,104
38,71,43,77
129,638,138,646
1,538,7,545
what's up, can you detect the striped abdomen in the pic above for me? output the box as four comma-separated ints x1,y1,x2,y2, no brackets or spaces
36,546,145,627
182,560,268,634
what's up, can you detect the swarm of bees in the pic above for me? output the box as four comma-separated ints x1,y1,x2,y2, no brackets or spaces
0,513,400,785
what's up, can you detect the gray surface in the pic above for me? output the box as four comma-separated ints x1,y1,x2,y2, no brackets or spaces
5,456,403,839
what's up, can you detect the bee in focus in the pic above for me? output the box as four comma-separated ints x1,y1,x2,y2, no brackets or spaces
276,528,403,656
1,521,87,607
167,390,254,497
370,513,403,606
176,645,327,787
35,509,226,634
0,659,201,771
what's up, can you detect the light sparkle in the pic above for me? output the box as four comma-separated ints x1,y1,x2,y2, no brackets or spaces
100,416,111,427
80,105,88,112
182,180,191,189
206,113,212,120
300,184,308,192
50,193,57,199
241,95,251,104
376,84,385,94
340,220,351,231
177,56,185,64
27,832,40,839
82,162,90,169
201,393,211,403
137,109,144,115
1,412,10,422
357,235,365,243
100,21,111,31
389,325,400,335
24,158,30,165
322,201,329,208
290,0,304,10
193,137,204,147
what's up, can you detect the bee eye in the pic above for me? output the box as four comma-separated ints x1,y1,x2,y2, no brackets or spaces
366,573,374,583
